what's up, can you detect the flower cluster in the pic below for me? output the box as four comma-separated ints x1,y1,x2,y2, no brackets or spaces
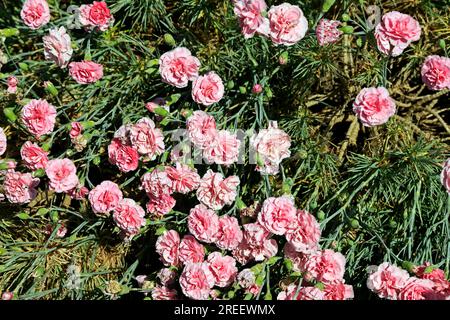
108,117,165,172
233,1,308,46
367,262,450,300
186,111,241,166
151,193,353,300
159,48,224,106
20,1,107,84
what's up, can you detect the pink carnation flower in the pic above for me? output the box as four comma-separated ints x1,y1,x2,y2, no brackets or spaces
441,159,450,193
215,215,243,251
146,193,176,216
237,268,256,289
67,185,89,200
156,230,180,267
250,121,291,175
145,98,168,113
303,249,347,284
113,124,132,145
196,170,240,210
375,11,421,57
413,263,450,297
233,223,278,264
20,141,49,171
267,3,308,46
421,55,450,91
21,99,57,138
352,87,396,127
113,198,146,236
316,18,343,46
45,158,79,193
43,27,73,68
188,204,220,243
284,242,309,272
414,262,447,283
159,47,200,88
243,222,270,246
141,168,173,197
129,118,165,160
203,130,240,166
157,268,177,286
398,277,436,300
7,76,18,94
69,122,82,139
179,262,215,300
179,235,205,264
258,195,296,235
192,72,224,106
285,210,321,253
21,0,50,30
323,282,354,300
367,262,410,299
78,1,114,31
186,110,217,149
0,127,7,156
108,138,139,173
166,163,200,194
233,0,269,39
3,171,40,204
207,252,238,287
1,292,14,300
69,61,103,84
151,286,178,300
88,181,123,215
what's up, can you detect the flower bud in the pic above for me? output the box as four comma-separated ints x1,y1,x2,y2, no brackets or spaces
19,62,29,71
44,81,58,96
33,169,45,178
439,39,446,51
3,108,17,123
252,84,263,94
81,120,96,130
1,291,14,300
317,211,325,221
322,0,336,13
265,86,273,98
0,28,19,37
340,26,354,34
41,142,52,152
93,156,101,166
236,197,247,210
163,33,176,46
153,107,169,117
279,51,289,65
180,109,193,118
350,219,360,229
356,37,363,47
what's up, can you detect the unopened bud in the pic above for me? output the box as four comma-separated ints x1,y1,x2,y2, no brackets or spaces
3,108,17,123
44,81,58,96
279,51,289,65
252,84,263,94
163,33,176,46
322,0,336,13
0,28,19,37
340,26,354,34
